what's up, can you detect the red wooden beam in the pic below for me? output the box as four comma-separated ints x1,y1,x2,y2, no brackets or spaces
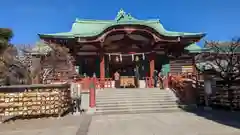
77,27,180,44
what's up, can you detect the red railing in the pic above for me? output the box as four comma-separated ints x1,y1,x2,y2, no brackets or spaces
144,77,154,88
168,72,198,104
75,77,113,91
95,78,113,89
144,76,169,89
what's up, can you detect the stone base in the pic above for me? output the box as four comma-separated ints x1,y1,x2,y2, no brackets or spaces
72,112,83,116
86,107,96,114
81,93,89,110
139,80,146,88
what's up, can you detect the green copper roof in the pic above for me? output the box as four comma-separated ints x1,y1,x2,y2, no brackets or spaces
184,43,201,53
184,43,210,53
39,9,205,39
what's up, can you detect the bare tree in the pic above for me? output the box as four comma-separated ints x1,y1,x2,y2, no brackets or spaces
46,42,76,81
0,28,32,85
26,41,76,83
195,38,240,109
196,38,240,88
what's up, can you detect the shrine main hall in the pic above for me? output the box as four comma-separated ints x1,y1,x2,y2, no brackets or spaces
38,10,205,80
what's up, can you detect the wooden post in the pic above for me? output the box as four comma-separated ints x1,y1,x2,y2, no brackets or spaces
149,52,155,88
100,52,105,79
149,52,155,78
89,78,96,108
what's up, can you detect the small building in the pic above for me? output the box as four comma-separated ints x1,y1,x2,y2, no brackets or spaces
38,9,205,86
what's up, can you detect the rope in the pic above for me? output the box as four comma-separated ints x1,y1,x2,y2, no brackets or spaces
104,52,152,56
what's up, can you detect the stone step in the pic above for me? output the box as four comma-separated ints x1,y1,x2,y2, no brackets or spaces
96,94,173,98
96,93,171,97
96,104,179,111
97,91,168,95
96,96,177,101
95,107,182,115
98,88,162,90
96,101,177,108
97,91,170,94
96,99,178,104
97,94,171,98
95,88,179,114
96,99,177,104
97,89,168,92
96,97,175,102
97,90,170,94
96,90,168,94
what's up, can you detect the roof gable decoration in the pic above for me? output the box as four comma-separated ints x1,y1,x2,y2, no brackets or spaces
115,9,137,22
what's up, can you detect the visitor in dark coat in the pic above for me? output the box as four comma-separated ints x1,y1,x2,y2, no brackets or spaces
153,70,158,88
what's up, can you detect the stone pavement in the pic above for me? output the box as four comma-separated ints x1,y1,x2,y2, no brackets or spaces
0,111,240,135
88,112,240,135
0,115,83,135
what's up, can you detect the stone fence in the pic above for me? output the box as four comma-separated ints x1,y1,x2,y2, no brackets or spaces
0,84,71,122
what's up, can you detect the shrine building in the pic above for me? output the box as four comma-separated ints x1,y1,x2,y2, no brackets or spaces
38,9,205,82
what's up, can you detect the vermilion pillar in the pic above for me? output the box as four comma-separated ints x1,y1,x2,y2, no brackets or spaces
100,52,105,79
89,78,96,108
149,52,155,78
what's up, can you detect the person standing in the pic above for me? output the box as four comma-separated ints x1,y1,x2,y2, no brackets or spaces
134,67,140,88
114,71,120,88
153,70,158,88
158,71,164,89
92,72,96,78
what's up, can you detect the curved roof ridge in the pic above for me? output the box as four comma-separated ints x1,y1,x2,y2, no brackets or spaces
75,18,160,24
39,11,206,39
75,18,114,23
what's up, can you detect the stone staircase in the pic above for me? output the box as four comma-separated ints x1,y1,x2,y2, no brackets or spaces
95,88,181,114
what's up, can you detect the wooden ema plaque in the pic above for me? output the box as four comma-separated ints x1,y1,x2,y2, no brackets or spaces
120,76,136,88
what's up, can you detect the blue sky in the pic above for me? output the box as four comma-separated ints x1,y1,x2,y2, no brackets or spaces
0,0,239,47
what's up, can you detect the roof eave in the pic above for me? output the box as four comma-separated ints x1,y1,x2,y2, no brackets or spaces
38,33,75,39
181,33,206,39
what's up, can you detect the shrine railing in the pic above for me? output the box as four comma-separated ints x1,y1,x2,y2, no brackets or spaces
0,84,71,122
168,72,199,105
75,78,114,90
168,72,240,110
144,76,169,89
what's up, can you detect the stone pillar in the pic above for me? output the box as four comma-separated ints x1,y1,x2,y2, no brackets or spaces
100,52,105,79
149,52,155,78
